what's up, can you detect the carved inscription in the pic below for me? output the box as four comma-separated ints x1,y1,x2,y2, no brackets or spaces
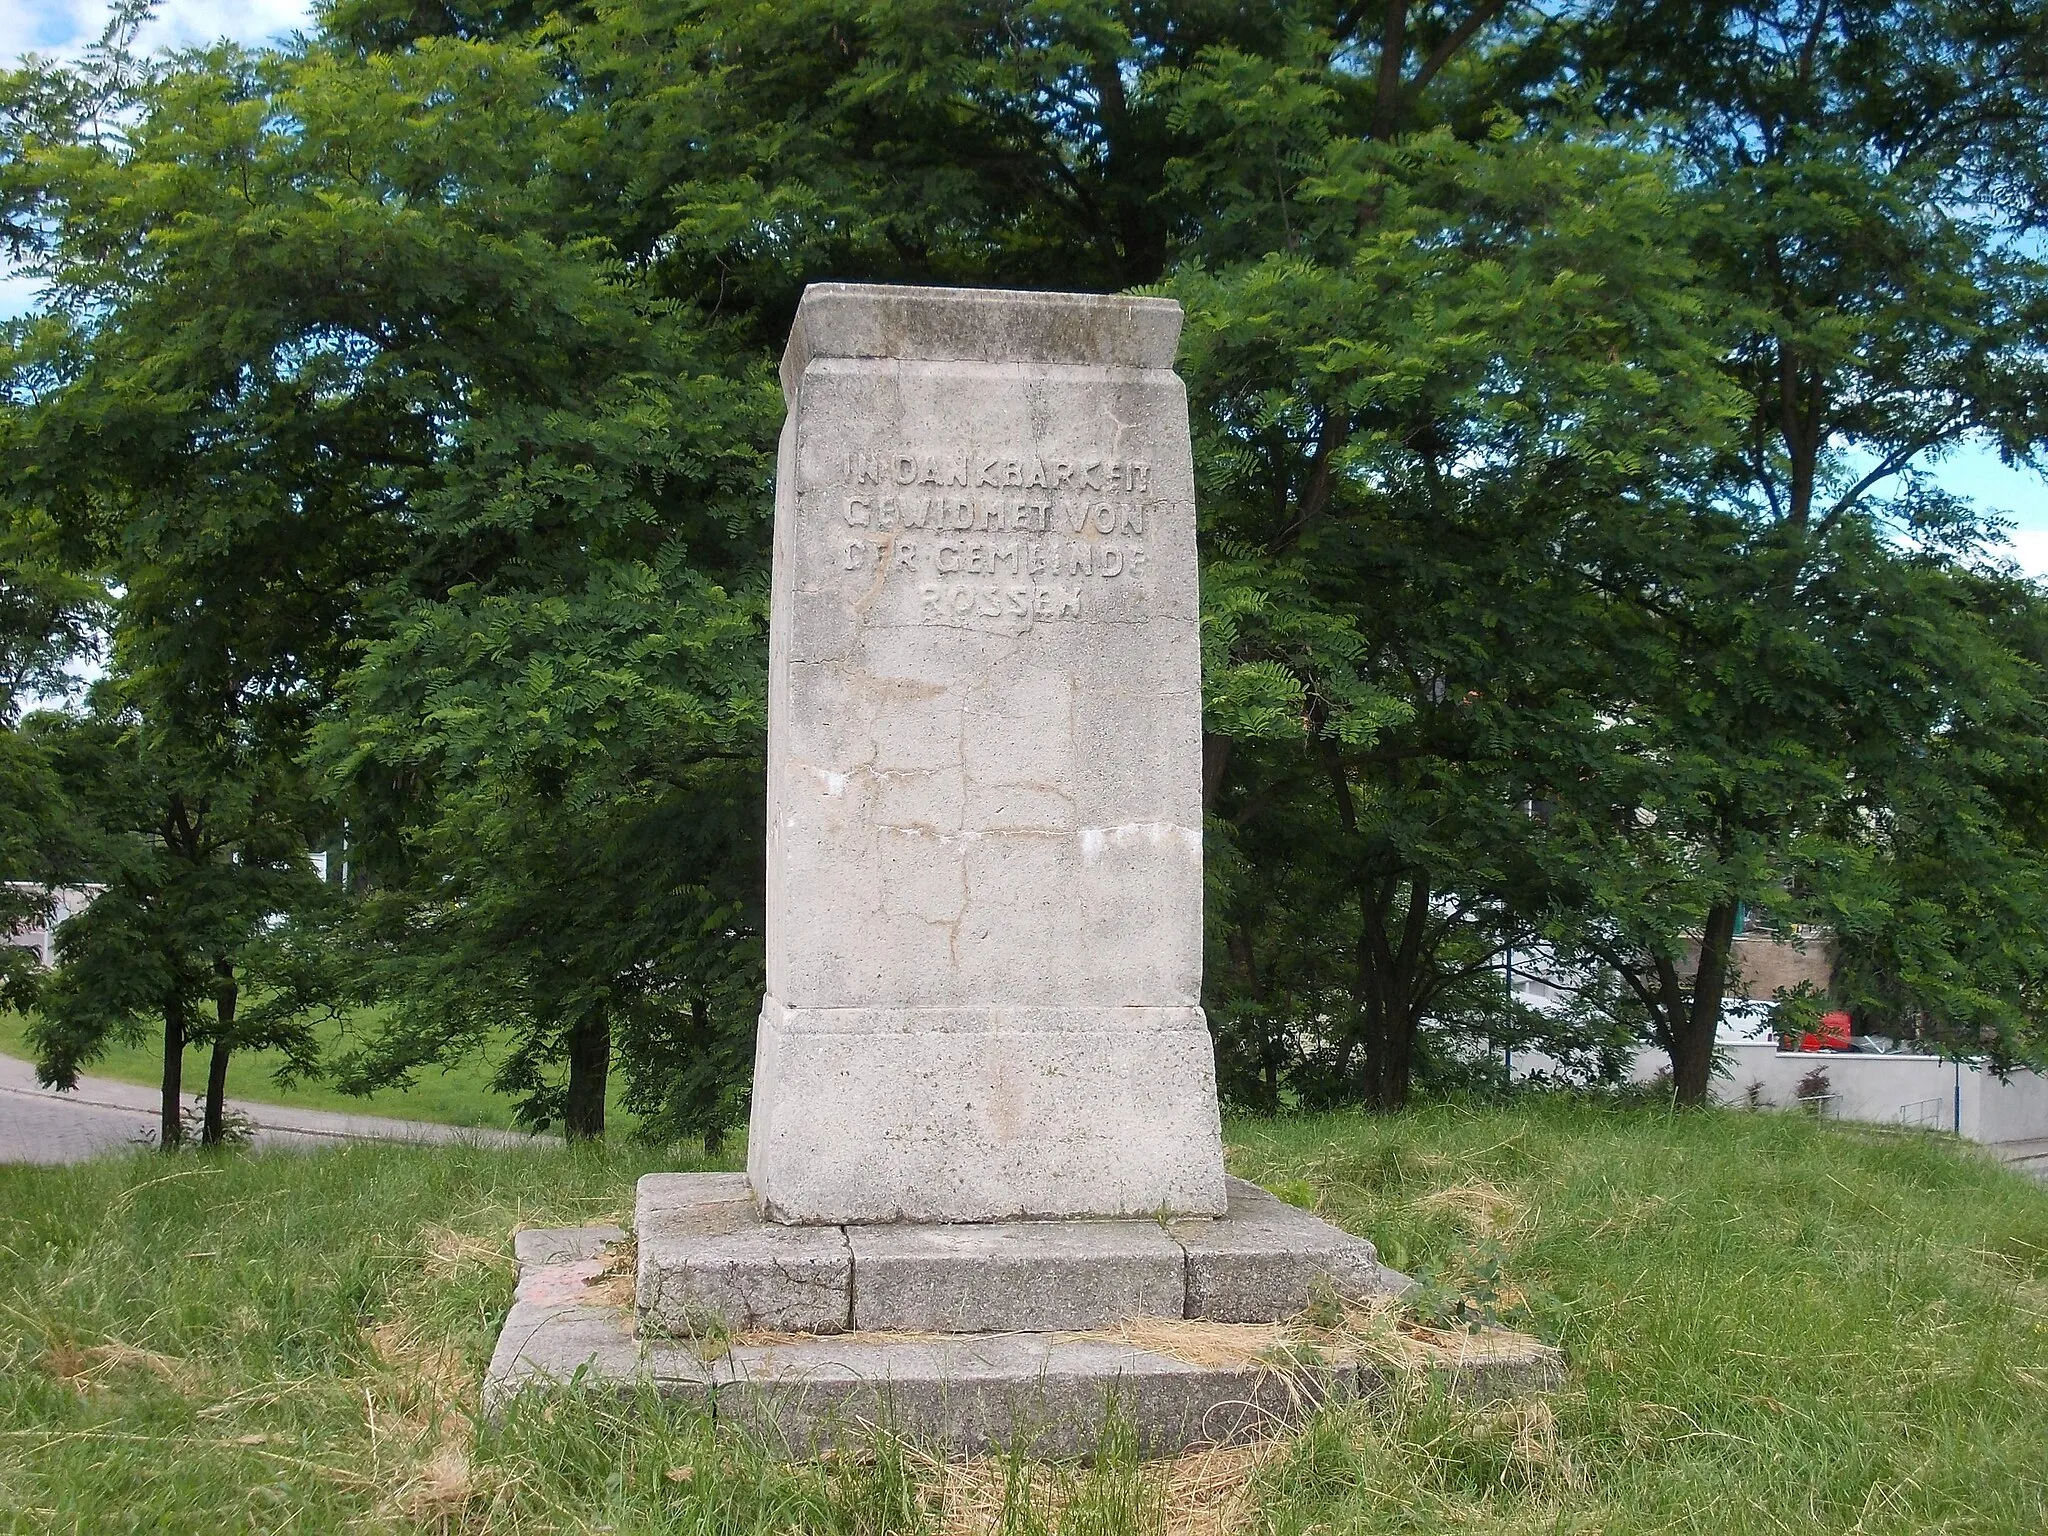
847,450,1152,494
828,446,1173,622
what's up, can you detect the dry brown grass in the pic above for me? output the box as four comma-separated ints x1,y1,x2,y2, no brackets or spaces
1076,1317,1296,1370
917,1439,1284,1536
579,1238,637,1309
364,1318,484,1528
419,1223,504,1281
41,1338,192,1394
1071,1301,1558,1380
1413,1180,1531,1241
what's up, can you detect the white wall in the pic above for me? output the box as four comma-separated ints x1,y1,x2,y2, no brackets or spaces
1977,1070,2048,1144
1514,1038,2048,1145
1706,1044,2048,1144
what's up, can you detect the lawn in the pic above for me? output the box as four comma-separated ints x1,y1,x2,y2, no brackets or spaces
0,1010,578,1133
1,1100,2044,1532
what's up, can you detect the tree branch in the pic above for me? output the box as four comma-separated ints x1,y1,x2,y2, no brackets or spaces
1406,0,1510,106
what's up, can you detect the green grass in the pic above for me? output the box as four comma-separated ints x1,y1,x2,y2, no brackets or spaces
1,1100,2045,1532
0,1010,599,1132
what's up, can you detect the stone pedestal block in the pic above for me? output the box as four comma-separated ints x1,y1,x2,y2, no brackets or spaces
633,1172,1405,1337
637,1173,851,1336
1173,1180,1393,1323
847,1219,1185,1333
749,283,1226,1224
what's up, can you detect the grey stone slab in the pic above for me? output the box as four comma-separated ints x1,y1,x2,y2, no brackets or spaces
781,283,1182,391
750,282,1226,1225
1352,1341,1566,1405
486,1224,1558,1454
514,1224,625,1267
636,1172,1415,1337
1173,1179,1408,1323
849,1220,1184,1332
636,1172,851,1335
712,1332,1347,1459
487,1227,717,1417
483,1300,661,1415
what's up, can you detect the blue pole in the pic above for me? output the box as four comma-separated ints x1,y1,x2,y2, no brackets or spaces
1504,943,1514,1080
1954,1058,1963,1135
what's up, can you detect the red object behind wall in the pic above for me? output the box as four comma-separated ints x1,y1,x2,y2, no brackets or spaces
1793,1011,1853,1052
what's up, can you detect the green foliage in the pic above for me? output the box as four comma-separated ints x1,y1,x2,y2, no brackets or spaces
1544,0,2048,1098
19,679,335,1145
5,0,2048,1128
1183,114,1750,1109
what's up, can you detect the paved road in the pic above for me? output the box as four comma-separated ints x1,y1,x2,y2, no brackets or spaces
0,1052,537,1165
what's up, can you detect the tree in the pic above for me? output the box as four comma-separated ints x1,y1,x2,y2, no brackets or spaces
1821,565,2048,1069
1178,105,1745,1109
0,499,102,1014
0,22,778,1140
10,0,2048,1131
1564,0,2048,1099
25,675,329,1148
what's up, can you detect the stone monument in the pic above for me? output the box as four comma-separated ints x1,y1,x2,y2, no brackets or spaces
748,281,1225,1226
483,286,1558,1454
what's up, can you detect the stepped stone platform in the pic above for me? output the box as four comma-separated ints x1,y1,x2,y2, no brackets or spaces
483,1175,1563,1456
635,1172,1406,1336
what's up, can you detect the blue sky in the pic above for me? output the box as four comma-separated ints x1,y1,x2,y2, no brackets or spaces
7,0,2047,573
3,0,310,63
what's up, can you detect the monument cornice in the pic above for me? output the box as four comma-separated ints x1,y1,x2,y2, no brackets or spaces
779,282,1184,399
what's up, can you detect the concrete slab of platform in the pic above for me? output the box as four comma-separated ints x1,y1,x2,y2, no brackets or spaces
635,1172,1406,1337
484,1226,675,1415
698,1331,1344,1458
490,1225,1563,1456
637,1173,852,1336
848,1220,1185,1332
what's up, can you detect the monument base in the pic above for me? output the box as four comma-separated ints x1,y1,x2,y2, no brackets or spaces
747,1000,1230,1224
485,1219,1563,1458
634,1173,1403,1336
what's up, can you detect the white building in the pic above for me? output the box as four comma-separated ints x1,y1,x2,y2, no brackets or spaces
5,884,100,968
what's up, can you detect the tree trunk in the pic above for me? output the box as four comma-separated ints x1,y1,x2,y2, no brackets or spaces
203,1040,233,1147
1670,899,1741,1105
203,960,237,1148
1358,872,1430,1113
563,1004,609,1142
1361,995,1417,1112
159,994,185,1150
690,995,726,1153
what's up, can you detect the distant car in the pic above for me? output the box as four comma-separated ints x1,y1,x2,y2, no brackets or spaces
1786,1010,1853,1052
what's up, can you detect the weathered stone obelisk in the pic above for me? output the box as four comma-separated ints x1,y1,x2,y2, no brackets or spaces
747,283,1228,1225
482,288,1551,1453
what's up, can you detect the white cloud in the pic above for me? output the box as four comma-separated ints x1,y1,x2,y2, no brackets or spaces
0,269,44,322
1991,526,2048,583
3,0,312,64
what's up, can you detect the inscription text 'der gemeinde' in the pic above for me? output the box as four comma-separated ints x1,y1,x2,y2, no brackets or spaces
827,447,1179,623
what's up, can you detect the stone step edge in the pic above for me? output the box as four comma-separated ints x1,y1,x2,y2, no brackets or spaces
489,1230,1562,1458
633,1172,1411,1336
